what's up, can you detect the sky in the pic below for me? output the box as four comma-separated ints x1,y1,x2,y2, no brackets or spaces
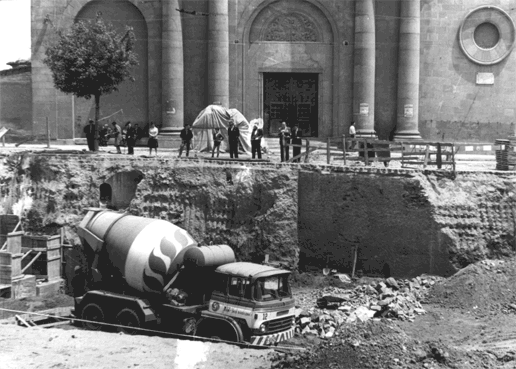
0,0,31,70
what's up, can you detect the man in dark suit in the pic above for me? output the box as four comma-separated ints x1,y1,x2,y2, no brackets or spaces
251,123,263,159
179,124,194,157
83,119,96,151
291,124,302,162
125,121,136,155
228,120,240,159
279,121,291,162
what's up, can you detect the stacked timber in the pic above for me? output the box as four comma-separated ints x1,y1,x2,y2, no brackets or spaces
495,138,510,171
508,136,516,170
0,249,22,286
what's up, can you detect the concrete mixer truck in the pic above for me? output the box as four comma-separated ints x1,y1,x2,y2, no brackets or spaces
72,208,295,345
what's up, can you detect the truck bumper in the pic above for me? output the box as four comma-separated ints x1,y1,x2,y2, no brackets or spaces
250,327,295,346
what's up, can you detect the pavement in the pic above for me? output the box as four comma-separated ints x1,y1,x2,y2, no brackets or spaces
0,140,500,172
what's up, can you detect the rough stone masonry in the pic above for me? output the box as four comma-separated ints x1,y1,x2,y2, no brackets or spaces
1,153,515,281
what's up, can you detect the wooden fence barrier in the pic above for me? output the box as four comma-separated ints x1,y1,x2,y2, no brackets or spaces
285,136,498,172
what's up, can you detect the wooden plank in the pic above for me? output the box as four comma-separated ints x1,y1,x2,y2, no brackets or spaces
304,140,310,163
400,161,456,166
423,145,430,168
15,315,34,328
39,320,72,329
436,143,442,169
12,221,21,233
326,138,331,165
21,250,33,260
364,139,369,166
21,252,42,274
342,135,346,166
452,145,456,173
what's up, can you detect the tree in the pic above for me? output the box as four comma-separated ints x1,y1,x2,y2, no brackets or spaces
44,13,138,151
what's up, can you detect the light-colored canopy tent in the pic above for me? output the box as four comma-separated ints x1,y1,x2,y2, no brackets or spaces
191,105,252,154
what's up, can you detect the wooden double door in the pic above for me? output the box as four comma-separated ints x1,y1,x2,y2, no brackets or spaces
263,73,318,137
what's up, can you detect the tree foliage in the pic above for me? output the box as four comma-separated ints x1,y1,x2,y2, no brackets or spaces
43,15,138,99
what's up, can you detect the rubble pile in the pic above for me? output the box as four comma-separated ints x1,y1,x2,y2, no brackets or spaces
270,319,490,369
293,275,444,339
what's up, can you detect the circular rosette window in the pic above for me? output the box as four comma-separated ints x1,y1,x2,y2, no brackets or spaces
459,6,516,65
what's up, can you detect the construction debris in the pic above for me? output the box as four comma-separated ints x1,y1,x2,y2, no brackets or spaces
294,275,444,338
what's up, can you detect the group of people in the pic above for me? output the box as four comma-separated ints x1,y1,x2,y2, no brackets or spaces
84,118,304,161
83,119,159,156
279,121,302,162
177,120,265,160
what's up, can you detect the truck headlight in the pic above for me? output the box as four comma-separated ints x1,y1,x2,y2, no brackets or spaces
292,317,296,327
259,323,268,333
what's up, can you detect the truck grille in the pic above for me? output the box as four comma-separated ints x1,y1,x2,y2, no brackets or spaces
267,316,292,334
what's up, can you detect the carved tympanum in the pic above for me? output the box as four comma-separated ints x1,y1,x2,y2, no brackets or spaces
263,14,318,42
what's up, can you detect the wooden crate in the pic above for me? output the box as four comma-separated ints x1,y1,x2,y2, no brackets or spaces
47,244,61,260
22,235,60,249
0,215,20,234
47,256,61,281
21,254,46,277
0,265,13,284
6,232,23,254
11,253,22,277
0,251,12,265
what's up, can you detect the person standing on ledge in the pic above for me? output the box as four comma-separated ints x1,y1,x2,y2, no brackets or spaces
148,122,159,156
279,121,291,162
228,120,240,159
179,124,193,157
125,121,136,155
111,121,122,154
291,123,302,162
251,123,263,159
212,127,224,158
83,119,96,151
349,121,356,150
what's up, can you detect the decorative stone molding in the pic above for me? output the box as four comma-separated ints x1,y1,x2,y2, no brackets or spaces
263,13,319,42
459,6,516,65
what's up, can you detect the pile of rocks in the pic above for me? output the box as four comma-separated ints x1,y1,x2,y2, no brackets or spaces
293,275,443,339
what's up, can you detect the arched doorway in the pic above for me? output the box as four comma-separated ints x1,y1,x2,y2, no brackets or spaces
75,0,148,127
244,1,336,138
99,183,112,207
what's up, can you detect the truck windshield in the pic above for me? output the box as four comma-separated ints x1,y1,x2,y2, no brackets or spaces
254,275,291,301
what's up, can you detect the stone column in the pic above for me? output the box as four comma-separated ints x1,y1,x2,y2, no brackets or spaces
208,0,229,107
161,0,184,134
394,0,422,140
353,0,376,138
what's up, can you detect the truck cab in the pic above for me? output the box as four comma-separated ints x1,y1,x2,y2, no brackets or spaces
205,262,296,345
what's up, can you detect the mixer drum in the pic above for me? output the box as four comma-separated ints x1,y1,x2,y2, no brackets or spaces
84,211,198,293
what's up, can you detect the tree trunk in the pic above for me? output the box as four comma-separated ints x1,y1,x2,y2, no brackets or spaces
94,93,100,152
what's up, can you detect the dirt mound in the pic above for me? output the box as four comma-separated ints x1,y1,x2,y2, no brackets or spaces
427,259,516,315
272,320,499,369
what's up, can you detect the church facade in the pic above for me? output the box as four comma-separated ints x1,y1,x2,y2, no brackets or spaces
31,0,516,142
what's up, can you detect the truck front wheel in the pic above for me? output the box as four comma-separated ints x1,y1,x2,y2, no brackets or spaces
198,321,239,343
81,303,104,331
116,308,142,335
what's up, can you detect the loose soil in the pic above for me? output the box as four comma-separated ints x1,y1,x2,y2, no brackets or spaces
3,259,516,368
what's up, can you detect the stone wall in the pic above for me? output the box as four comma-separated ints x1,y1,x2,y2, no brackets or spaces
298,170,454,277
0,68,32,133
2,154,516,279
419,0,516,142
30,0,516,141
31,0,162,138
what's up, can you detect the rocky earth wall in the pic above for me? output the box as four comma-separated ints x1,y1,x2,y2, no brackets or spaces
0,153,515,280
298,170,454,277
